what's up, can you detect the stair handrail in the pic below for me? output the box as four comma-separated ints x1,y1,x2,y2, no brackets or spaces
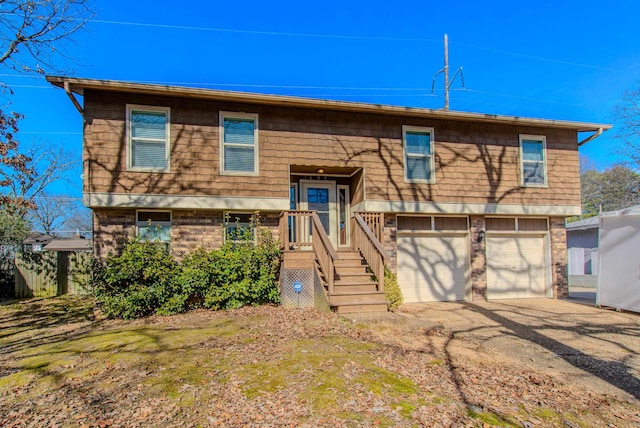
354,211,384,242
311,212,338,295
353,213,387,292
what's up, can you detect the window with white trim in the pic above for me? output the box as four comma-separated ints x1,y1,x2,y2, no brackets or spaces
136,211,171,242
519,134,547,187
403,125,435,182
127,105,170,171
220,112,259,175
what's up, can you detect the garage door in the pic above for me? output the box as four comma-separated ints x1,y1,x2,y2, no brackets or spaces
396,216,469,303
486,235,548,299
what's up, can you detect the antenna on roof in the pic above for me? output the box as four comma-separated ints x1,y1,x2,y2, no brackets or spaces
431,34,465,110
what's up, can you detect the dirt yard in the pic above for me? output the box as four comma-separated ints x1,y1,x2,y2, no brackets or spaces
0,297,639,427
378,299,640,401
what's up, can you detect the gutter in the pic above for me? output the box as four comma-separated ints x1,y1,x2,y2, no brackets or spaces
47,75,612,132
578,127,604,147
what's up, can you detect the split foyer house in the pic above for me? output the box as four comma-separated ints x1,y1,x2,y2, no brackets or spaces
47,76,611,313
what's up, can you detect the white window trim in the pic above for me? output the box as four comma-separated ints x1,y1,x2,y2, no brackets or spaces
519,134,548,188
402,125,435,184
337,184,350,247
126,104,171,173
290,183,298,210
135,209,172,242
220,111,259,177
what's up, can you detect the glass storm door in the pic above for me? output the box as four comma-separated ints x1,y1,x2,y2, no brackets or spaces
300,180,337,247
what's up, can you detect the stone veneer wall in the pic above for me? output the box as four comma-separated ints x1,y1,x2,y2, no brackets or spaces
93,209,136,259
93,209,281,259
549,216,569,298
469,215,487,301
382,214,397,272
93,208,568,301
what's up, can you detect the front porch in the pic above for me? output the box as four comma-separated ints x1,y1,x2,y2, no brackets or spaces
278,210,389,314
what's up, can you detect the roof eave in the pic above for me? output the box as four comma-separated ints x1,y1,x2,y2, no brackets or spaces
46,75,613,132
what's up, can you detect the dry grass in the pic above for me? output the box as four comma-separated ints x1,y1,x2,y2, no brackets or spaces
0,297,638,427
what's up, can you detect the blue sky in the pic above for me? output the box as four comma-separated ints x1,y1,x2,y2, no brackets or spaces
3,0,640,198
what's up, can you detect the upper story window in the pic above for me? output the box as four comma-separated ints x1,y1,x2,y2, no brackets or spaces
403,125,435,183
136,210,171,242
519,134,547,187
127,105,170,172
220,112,259,175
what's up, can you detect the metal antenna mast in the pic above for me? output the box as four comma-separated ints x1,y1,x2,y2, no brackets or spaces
431,34,465,110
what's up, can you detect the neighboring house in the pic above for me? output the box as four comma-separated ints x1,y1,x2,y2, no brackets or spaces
47,76,610,313
23,233,56,252
43,237,93,252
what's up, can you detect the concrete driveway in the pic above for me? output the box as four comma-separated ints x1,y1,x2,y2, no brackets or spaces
389,299,640,401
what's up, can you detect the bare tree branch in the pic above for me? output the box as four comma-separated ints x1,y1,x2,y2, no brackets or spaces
614,88,640,170
28,192,76,234
0,0,93,73
0,1,91,247
0,138,77,205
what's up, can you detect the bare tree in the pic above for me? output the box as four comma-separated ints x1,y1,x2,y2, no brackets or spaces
0,138,76,209
1,1,92,288
0,0,92,73
65,203,92,235
0,0,92,213
614,87,640,170
28,193,77,234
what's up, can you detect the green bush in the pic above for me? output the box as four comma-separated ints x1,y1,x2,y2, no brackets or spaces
384,266,403,311
93,239,179,319
204,215,281,310
92,213,281,319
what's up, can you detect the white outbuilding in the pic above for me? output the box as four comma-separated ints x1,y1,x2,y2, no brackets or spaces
597,204,640,313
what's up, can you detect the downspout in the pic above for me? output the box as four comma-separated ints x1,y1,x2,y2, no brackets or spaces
64,81,84,118
63,80,89,210
578,127,604,147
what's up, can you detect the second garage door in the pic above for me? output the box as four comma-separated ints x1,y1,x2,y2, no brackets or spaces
486,234,549,299
396,216,469,303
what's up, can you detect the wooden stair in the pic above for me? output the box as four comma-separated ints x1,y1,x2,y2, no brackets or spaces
318,250,388,314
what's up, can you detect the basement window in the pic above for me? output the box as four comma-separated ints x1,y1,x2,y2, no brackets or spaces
136,211,171,242
225,212,256,242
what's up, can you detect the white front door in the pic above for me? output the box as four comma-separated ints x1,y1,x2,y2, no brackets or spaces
300,180,338,247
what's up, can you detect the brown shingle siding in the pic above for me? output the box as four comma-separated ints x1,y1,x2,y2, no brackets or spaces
84,89,580,208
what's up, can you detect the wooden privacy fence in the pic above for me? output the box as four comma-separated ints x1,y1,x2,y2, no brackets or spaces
14,251,93,298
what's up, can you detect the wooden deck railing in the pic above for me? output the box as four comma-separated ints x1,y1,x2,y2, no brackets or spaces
279,210,338,294
355,212,384,242
279,210,314,250
353,213,387,292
